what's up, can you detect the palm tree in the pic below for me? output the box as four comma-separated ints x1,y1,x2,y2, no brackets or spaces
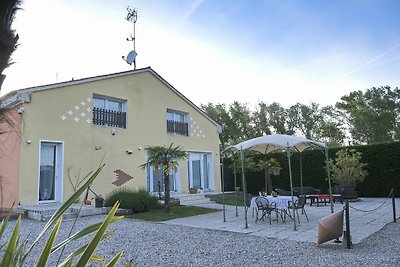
0,0,21,91
140,143,187,214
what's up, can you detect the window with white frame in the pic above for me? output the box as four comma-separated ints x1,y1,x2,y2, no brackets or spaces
166,109,188,136
92,94,127,128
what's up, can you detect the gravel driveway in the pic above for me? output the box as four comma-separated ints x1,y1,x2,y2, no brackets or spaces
3,215,400,266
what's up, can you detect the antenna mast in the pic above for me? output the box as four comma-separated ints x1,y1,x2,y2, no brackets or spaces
122,6,138,69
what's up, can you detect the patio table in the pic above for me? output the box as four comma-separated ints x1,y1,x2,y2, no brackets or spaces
250,195,298,220
309,194,330,207
308,194,343,206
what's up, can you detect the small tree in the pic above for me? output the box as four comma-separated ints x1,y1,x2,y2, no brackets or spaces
140,143,186,214
329,148,368,186
253,158,281,194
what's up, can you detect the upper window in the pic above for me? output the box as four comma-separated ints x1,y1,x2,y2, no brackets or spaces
167,109,188,136
92,94,127,128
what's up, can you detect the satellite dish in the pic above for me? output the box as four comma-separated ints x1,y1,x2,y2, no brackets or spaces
122,50,137,65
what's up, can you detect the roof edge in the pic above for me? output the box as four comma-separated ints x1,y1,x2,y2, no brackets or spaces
0,67,222,133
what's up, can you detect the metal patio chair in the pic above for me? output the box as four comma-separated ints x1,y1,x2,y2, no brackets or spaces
288,195,309,223
255,197,279,224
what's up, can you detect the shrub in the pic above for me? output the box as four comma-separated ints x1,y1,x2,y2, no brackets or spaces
105,188,159,213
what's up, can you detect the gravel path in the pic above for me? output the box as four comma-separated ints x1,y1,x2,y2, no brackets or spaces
3,215,400,266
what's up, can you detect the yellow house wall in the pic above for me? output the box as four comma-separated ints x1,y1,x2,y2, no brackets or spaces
18,71,221,205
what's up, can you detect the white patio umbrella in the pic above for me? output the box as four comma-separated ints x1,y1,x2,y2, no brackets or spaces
222,134,334,231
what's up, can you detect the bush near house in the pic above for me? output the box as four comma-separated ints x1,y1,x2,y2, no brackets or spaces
105,188,159,213
224,142,400,197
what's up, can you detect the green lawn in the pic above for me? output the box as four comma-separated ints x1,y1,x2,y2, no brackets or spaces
214,198,246,206
127,205,220,221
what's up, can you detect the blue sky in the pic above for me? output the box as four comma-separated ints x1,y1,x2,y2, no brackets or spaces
2,0,400,108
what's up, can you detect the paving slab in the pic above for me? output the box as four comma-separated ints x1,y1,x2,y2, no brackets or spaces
162,197,398,244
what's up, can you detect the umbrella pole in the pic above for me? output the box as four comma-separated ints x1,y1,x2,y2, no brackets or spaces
325,147,334,214
240,148,248,229
265,166,268,194
233,158,238,217
299,154,303,196
287,144,297,231
221,153,226,222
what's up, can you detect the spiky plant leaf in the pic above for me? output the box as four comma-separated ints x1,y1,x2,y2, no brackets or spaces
14,237,28,266
1,215,21,266
22,164,105,263
58,230,116,267
34,217,62,267
0,202,15,241
90,254,105,262
105,251,123,267
124,259,136,267
51,217,122,253
75,201,120,266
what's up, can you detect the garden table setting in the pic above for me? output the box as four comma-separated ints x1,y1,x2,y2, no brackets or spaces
250,195,298,221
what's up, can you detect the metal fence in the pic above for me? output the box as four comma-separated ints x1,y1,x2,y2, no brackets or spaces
167,120,188,136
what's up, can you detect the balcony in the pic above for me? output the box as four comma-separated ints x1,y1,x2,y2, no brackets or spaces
167,120,188,136
92,107,126,128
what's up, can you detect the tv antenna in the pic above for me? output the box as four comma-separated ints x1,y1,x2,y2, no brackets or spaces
122,6,138,69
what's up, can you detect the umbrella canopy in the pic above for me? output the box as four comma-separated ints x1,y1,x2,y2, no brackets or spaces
224,134,327,154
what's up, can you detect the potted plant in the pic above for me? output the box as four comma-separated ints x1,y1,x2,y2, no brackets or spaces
265,158,282,175
189,187,198,194
328,149,368,200
253,158,282,194
95,195,104,208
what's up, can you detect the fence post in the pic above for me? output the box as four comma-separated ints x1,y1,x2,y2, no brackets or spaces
345,200,352,249
392,188,396,223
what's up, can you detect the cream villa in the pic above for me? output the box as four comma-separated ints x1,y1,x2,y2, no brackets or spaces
0,67,222,208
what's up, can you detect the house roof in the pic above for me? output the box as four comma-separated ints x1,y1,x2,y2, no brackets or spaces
0,67,222,132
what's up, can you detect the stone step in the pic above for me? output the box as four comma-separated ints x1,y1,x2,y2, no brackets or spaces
176,194,215,206
25,206,109,222
180,199,215,206
41,212,79,222
27,207,78,221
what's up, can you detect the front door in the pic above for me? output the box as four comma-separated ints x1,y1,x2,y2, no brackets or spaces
39,142,63,203
188,152,213,190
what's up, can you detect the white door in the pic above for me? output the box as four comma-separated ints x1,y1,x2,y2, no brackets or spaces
188,152,213,190
39,142,63,203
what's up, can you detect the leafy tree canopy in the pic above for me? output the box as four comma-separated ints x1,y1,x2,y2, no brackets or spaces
336,86,400,144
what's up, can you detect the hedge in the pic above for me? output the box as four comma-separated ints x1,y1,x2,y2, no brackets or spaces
223,141,400,197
